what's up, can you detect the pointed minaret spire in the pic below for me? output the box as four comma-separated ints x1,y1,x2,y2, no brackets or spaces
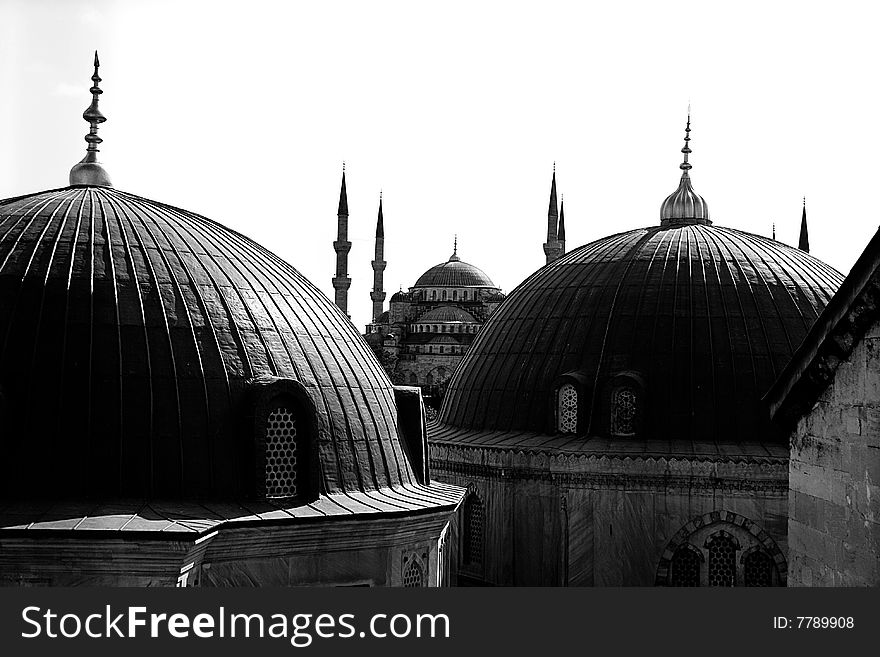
543,165,562,265
332,165,352,317
772,222,776,240
370,192,387,322
69,51,112,187
558,194,566,257
799,196,810,253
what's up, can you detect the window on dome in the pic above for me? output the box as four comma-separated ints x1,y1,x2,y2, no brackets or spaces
431,290,436,300
442,290,447,301
707,532,737,587
463,494,484,567
557,383,578,433
743,550,774,587
611,386,637,436
462,291,468,301
670,546,701,586
264,405,299,499
453,290,458,300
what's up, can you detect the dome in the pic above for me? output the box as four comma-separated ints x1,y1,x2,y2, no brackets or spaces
417,306,477,323
414,253,496,289
0,186,416,498
438,224,843,442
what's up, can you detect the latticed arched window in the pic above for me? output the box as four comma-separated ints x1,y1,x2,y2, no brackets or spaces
462,291,468,301
707,533,737,587
403,559,425,587
426,373,434,385
442,290,447,301
557,383,578,433
463,494,484,567
611,386,637,435
265,405,298,498
453,290,458,300
670,546,701,586
408,372,418,385
743,550,774,587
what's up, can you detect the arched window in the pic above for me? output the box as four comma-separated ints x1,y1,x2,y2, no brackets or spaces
408,372,418,385
743,550,774,587
462,291,468,301
463,494,484,567
706,532,737,587
431,290,436,300
403,558,425,587
264,405,299,498
453,290,458,300
426,373,434,385
557,383,578,433
670,546,702,586
611,386,637,435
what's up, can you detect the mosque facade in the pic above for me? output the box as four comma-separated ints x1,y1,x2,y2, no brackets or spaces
0,55,464,587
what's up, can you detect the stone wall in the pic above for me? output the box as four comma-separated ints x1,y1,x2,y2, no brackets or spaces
433,444,788,586
788,320,880,586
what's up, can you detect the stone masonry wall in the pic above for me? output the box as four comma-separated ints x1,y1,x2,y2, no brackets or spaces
788,320,880,586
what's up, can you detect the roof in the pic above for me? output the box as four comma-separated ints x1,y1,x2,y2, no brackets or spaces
0,482,465,536
413,257,496,288
417,306,477,323
767,224,880,426
0,186,415,499
438,224,843,443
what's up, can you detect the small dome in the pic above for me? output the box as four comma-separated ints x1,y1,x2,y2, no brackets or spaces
414,257,495,288
438,224,843,442
390,291,409,302
0,186,417,499
417,306,477,323
660,173,710,225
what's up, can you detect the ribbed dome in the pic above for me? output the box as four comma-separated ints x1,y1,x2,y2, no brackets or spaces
417,306,477,323
660,172,710,225
437,224,843,442
414,256,495,289
0,186,416,498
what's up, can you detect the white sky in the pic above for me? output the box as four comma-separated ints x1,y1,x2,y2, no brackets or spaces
2,0,879,331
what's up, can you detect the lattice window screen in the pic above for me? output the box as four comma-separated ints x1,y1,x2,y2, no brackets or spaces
558,384,578,433
403,559,425,587
265,406,298,498
743,550,774,587
670,547,701,586
464,495,484,566
611,387,637,435
707,534,736,586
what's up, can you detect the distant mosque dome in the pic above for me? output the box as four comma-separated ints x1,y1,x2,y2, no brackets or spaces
418,306,478,323
413,243,496,289
436,118,843,443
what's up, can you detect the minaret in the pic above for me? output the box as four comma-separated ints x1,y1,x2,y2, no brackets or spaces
370,192,387,322
798,197,810,253
543,164,561,265
558,194,566,258
332,165,352,316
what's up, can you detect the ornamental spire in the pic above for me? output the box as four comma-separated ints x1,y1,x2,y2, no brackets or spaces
449,234,460,262
659,108,710,226
69,51,112,187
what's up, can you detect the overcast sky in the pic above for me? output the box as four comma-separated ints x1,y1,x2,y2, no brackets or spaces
2,0,879,330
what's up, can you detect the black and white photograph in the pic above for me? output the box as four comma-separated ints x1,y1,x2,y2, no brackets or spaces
0,0,877,650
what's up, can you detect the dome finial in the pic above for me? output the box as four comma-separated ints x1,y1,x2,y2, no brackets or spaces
680,105,692,171
659,107,710,226
69,51,112,187
449,234,460,262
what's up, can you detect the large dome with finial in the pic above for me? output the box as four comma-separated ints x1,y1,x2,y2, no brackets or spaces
435,118,844,443
0,54,421,500
414,241,496,289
